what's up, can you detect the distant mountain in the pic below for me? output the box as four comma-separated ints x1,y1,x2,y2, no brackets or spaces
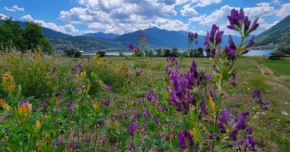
114,27,249,49
82,32,119,39
47,36,126,51
255,15,290,46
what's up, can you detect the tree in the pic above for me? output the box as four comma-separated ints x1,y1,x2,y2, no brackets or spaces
64,48,82,58
23,22,53,53
147,49,154,57
0,18,23,50
163,48,170,57
97,51,106,57
171,47,178,57
0,19,53,53
156,48,162,57
198,47,204,57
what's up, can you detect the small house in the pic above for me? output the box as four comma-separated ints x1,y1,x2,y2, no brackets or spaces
268,48,287,60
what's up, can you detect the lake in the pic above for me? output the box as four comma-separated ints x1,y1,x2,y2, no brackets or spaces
82,49,273,57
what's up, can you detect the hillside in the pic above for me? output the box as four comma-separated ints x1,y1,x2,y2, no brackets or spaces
82,32,119,39
47,36,126,51
113,27,250,49
255,15,290,46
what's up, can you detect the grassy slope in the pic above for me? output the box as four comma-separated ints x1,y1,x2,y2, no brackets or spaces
261,59,290,75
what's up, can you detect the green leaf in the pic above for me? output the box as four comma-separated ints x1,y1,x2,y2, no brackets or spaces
147,119,155,132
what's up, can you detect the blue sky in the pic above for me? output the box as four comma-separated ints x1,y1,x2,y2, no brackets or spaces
0,0,289,36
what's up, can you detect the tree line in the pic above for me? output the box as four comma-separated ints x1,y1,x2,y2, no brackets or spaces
0,17,53,53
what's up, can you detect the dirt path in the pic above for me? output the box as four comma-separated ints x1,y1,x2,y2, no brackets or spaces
257,64,290,93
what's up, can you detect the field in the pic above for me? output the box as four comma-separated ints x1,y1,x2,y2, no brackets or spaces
1,52,290,152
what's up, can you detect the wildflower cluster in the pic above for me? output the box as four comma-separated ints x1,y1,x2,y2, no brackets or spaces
0,8,270,152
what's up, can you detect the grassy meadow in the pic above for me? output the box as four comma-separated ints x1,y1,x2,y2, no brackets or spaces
0,52,290,152
101,56,290,151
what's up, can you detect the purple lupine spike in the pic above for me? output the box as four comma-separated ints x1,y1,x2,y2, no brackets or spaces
246,128,253,135
234,113,247,130
52,66,57,73
103,85,112,92
249,18,259,33
218,123,226,133
42,103,49,109
205,73,211,81
219,109,230,124
136,69,143,76
128,123,136,135
98,119,104,124
104,99,110,107
178,131,186,149
251,89,261,99
153,117,159,124
246,36,255,48
228,35,237,50
129,44,134,51
129,143,135,151
229,128,238,140
143,108,152,119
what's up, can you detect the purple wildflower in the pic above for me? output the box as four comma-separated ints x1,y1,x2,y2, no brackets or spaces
143,108,152,119
104,99,110,107
42,103,49,109
98,119,104,124
128,123,137,135
153,117,159,124
230,74,237,87
56,138,64,146
72,144,78,150
227,9,245,31
20,99,27,105
52,66,57,74
251,89,261,99
103,85,112,92
225,46,237,61
129,44,134,51
178,131,186,149
129,143,135,151
246,128,253,135
136,70,143,76
237,136,257,151
205,73,211,81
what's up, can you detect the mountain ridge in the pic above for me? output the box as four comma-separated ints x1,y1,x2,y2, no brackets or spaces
254,15,290,46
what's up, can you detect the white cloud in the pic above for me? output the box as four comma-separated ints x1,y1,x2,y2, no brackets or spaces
181,4,198,16
21,14,80,35
194,0,221,7
244,3,275,19
4,5,24,12
58,0,182,34
258,19,279,29
189,3,277,35
0,14,8,19
12,5,25,11
276,3,290,18
154,18,190,31
273,0,280,5
4,6,16,12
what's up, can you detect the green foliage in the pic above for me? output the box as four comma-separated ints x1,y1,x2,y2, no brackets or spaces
0,18,52,53
64,48,82,58
162,48,170,57
281,46,290,55
147,49,154,57
261,59,290,75
97,51,106,57
155,48,162,57
255,15,290,46
171,47,178,57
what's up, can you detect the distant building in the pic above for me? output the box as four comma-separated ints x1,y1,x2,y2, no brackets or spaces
268,48,287,60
